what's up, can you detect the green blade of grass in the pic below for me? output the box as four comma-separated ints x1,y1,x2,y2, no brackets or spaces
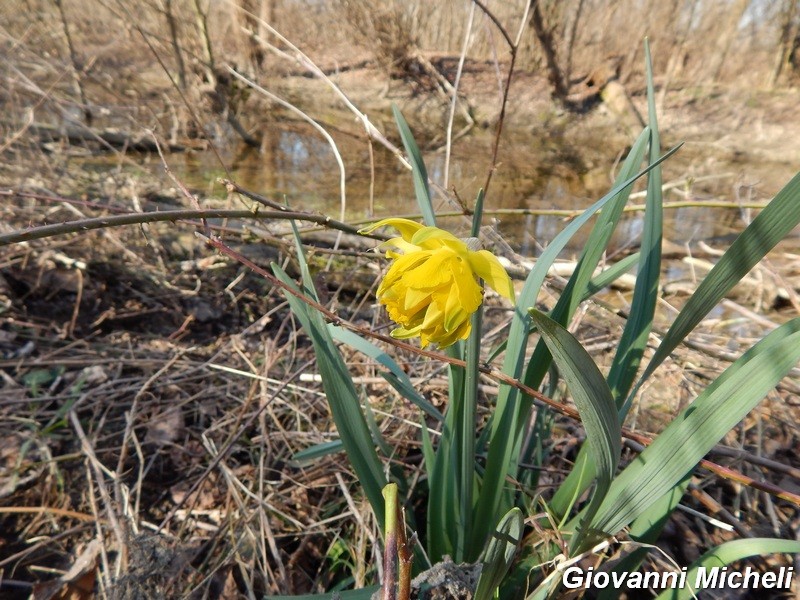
453,188,487,559
579,317,800,536
393,104,435,227
581,252,640,300
455,303,482,561
631,168,800,405
522,127,650,393
292,440,344,464
328,325,443,420
472,142,680,551
550,46,663,521
515,128,647,503
607,39,662,412
484,252,641,366
288,220,321,302
529,309,621,553
273,264,388,527
426,406,458,560
655,539,800,600
474,508,524,600
595,473,692,600
420,413,435,482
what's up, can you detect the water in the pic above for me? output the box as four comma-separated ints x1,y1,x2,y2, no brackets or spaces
149,121,799,260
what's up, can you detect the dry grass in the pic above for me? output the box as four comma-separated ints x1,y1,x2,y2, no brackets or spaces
1,162,798,597
1,1,800,598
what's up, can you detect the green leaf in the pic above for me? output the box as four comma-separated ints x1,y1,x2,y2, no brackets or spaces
550,48,664,522
427,340,467,561
292,440,344,464
393,104,435,227
288,220,320,303
608,39,663,414
420,414,435,482
474,508,524,600
529,310,621,552
582,317,800,536
595,474,691,600
632,168,800,403
483,252,641,366
328,325,442,421
655,539,800,600
273,264,388,527
581,252,639,301
516,128,648,511
471,188,485,237
473,142,678,551
523,127,650,397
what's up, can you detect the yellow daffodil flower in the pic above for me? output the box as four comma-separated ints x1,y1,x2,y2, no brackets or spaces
360,218,515,348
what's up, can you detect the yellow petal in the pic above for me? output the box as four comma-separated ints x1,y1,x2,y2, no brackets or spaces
359,218,424,242
443,262,481,331
433,319,472,348
420,295,444,327
466,250,515,303
391,323,423,340
402,249,452,290
402,286,431,313
379,236,423,258
410,226,464,250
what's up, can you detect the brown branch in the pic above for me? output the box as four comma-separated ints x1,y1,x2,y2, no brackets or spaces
0,207,377,247
470,0,519,197
471,0,514,49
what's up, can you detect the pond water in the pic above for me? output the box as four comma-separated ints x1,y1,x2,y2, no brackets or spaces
162,120,799,262
70,117,794,271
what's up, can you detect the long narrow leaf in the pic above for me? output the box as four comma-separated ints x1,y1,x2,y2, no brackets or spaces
484,252,641,366
596,474,692,600
529,310,621,552
474,508,524,600
632,168,800,401
581,317,800,536
551,47,663,521
581,252,640,301
607,39,663,412
292,440,344,464
392,104,435,226
273,265,388,526
328,325,442,420
523,127,650,394
656,539,800,600
473,143,680,550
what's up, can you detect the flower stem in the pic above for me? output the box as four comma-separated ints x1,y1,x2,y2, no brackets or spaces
382,483,412,600
382,484,398,600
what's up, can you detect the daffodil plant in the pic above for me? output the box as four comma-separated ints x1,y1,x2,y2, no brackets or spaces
271,45,800,600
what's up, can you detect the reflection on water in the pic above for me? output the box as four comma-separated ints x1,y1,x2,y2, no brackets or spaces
169,122,797,258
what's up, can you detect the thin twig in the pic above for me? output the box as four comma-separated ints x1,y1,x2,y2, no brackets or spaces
470,0,527,197
444,2,476,190
0,208,381,246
